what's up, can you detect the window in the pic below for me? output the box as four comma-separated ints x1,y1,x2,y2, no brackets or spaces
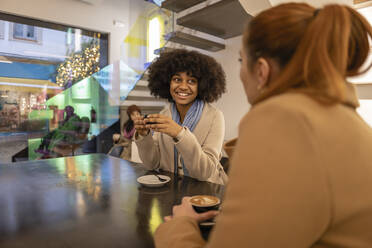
0,21,4,39
13,24,37,41
0,11,109,162
9,23,41,44
148,17,161,62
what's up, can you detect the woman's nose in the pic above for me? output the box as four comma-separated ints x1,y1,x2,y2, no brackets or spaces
179,80,188,88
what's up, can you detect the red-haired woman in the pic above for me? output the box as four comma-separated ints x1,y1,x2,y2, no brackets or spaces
154,3,372,247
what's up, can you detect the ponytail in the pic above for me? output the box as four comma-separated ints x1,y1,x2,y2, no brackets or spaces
244,3,372,105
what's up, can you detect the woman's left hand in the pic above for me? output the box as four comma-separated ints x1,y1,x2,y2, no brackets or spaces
164,197,219,222
144,114,183,138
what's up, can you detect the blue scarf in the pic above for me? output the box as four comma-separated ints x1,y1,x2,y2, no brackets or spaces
171,100,204,176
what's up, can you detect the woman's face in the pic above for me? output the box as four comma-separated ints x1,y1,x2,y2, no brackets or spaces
169,72,198,106
240,46,280,104
239,48,260,104
130,111,140,121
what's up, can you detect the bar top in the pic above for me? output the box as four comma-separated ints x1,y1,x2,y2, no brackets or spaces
0,154,224,247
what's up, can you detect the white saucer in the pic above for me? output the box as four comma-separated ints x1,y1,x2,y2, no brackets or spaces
137,175,171,187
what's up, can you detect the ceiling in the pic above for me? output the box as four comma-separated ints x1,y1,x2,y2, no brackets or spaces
73,0,105,5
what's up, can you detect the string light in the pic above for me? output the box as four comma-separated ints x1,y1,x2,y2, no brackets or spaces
56,38,101,87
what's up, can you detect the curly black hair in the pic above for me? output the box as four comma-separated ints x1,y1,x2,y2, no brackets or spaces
147,49,226,103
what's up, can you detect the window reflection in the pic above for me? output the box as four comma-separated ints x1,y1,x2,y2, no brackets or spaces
0,13,108,162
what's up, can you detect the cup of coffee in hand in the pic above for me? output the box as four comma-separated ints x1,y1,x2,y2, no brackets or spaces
144,114,156,125
189,195,220,213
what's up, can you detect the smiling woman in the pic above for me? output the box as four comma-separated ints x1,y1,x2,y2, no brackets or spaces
133,49,228,185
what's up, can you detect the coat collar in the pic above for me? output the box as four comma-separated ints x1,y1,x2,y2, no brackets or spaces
343,83,359,109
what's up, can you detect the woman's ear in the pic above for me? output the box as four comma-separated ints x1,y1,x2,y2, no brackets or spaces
255,57,271,90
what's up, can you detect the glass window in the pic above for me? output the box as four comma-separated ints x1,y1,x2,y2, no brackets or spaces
0,1,167,163
0,21,4,39
13,23,37,41
0,12,109,162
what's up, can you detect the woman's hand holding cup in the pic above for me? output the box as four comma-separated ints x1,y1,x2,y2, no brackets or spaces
144,114,183,138
133,115,150,136
164,196,219,223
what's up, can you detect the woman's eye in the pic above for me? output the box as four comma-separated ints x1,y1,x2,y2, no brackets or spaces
188,79,197,84
238,58,242,63
172,77,181,82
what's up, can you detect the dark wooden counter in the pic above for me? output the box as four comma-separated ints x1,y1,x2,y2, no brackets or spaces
0,154,224,247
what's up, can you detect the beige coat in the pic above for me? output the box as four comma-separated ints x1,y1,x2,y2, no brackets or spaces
135,103,228,185
154,86,372,247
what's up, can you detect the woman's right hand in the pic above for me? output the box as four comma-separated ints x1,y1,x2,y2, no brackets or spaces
133,115,150,136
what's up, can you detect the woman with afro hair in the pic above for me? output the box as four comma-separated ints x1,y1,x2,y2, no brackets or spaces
134,49,228,185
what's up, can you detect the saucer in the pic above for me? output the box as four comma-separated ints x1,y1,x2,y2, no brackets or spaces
137,175,171,187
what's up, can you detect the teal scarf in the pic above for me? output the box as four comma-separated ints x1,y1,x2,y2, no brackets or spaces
171,100,204,176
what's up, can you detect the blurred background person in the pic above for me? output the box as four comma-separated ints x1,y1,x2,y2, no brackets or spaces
35,105,80,155
108,104,141,160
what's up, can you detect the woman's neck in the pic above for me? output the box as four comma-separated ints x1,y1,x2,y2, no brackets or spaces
176,102,193,124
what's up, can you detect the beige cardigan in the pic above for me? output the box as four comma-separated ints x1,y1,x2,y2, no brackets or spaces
154,86,372,247
134,103,228,185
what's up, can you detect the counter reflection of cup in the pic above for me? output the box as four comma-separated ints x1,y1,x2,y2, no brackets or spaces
189,195,220,213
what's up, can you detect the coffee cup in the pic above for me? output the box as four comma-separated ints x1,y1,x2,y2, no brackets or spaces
144,114,156,124
189,195,220,213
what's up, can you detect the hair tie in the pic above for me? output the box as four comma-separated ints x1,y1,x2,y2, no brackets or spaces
313,9,320,17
